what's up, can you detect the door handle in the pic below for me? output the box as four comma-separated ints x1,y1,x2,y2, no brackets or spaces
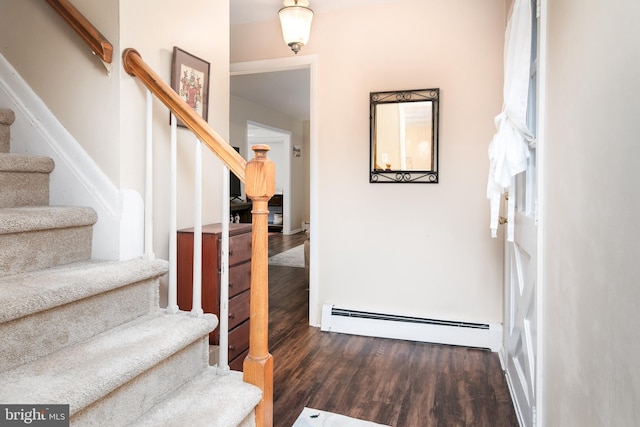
499,216,508,225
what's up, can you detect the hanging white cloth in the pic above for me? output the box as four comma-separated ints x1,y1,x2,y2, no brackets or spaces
487,0,533,241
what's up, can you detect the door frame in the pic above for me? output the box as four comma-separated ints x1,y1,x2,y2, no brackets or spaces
534,0,547,422
230,55,320,326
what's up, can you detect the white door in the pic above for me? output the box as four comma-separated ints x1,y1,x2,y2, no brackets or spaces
504,175,537,427
503,0,542,425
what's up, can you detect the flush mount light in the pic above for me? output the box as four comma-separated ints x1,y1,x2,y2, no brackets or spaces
278,0,314,54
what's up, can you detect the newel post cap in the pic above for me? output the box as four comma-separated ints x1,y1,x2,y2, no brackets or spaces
245,145,276,201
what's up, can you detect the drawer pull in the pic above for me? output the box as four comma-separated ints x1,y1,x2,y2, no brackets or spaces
229,282,234,288
229,312,235,319
229,249,234,256
229,345,236,351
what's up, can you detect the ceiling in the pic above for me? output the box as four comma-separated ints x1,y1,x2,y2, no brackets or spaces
230,0,400,122
231,69,310,121
230,0,399,25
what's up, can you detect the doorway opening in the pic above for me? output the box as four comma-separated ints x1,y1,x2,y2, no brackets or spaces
230,55,319,326
246,121,292,234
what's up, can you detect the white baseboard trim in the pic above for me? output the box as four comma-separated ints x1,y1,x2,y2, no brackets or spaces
321,304,503,352
0,53,143,260
287,227,303,235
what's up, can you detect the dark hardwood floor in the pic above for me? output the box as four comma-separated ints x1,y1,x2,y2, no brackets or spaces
267,232,518,427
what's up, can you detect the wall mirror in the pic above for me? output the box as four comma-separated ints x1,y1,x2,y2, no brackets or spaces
370,88,439,183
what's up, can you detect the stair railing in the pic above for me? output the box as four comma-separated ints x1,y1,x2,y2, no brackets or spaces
123,48,274,427
45,0,113,73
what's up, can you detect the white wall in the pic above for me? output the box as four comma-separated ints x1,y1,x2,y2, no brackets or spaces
542,0,640,424
119,0,230,264
232,0,507,325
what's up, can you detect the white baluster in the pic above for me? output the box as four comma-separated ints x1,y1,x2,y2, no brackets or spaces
144,90,155,261
191,138,204,316
218,166,230,371
167,114,179,314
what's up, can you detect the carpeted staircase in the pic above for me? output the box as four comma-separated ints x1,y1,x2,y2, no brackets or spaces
0,108,261,426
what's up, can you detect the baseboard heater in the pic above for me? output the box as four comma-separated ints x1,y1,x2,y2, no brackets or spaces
321,304,502,352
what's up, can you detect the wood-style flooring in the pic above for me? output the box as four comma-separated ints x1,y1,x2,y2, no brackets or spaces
267,232,519,427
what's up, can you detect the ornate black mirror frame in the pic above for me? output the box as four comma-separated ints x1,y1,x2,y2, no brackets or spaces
370,88,440,183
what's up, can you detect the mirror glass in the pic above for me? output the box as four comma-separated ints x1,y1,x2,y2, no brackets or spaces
370,89,439,183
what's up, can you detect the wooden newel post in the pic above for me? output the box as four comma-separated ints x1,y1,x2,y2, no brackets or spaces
244,144,275,427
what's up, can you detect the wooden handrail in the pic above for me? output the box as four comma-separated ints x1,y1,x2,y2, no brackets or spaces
45,0,113,65
122,48,272,427
122,48,247,182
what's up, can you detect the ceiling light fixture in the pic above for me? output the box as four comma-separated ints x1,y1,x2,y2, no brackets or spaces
278,0,314,54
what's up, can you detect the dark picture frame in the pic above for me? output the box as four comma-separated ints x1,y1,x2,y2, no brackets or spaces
171,47,210,127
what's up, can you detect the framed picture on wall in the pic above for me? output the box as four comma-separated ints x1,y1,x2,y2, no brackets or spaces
171,47,210,127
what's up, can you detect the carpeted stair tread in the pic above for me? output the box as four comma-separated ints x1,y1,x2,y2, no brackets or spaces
0,310,218,414
0,258,168,324
0,206,97,235
132,369,262,427
0,152,55,173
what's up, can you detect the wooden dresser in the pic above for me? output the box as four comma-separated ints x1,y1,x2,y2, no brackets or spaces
176,223,252,371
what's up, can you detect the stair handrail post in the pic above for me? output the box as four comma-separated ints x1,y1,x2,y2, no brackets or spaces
244,144,275,427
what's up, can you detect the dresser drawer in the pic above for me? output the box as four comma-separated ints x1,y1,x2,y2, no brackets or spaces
229,348,249,372
228,319,250,361
229,261,251,298
177,222,252,349
228,232,252,266
228,290,250,330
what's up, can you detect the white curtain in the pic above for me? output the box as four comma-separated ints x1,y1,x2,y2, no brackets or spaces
487,0,533,241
